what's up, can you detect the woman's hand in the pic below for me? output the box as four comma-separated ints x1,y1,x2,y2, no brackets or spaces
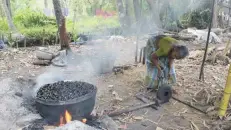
168,58,174,79
157,68,162,77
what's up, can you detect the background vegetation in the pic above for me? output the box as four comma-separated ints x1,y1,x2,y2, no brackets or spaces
0,0,219,46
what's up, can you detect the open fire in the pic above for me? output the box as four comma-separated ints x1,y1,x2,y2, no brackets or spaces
34,81,98,128
59,110,72,126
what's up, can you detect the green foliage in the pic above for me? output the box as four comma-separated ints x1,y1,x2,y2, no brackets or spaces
70,0,117,16
20,25,57,40
187,9,211,29
0,7,119,43
13,9,56,28
74,16,119,32
0,19,9,31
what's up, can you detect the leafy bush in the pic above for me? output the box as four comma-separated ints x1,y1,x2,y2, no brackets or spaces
74,16,119,33
0,8,119,46
180,8,211,29
188,9,211,29
20,25,57,40
0,19,9,31
14,9,56,28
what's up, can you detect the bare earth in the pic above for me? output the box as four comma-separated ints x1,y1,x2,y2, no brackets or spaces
0,36,230,130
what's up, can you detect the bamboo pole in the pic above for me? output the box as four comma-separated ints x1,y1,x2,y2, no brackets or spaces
218,64,231,117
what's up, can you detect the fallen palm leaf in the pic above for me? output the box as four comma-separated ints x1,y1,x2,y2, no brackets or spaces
112,91,123,101
190,121,199,130
156,127,164,130
203,120,210,129
206,106,216,113
133,116,144,121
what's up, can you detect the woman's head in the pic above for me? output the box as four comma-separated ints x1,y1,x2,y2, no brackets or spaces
171,45,189,59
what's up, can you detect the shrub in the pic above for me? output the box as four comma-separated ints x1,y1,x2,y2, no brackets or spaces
14,9,56,28
0,8,120,46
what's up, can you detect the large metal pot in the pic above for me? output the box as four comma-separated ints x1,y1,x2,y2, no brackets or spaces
35,81,97,125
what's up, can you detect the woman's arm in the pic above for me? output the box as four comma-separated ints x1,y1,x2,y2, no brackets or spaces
168,58,174,69
151,53,161,71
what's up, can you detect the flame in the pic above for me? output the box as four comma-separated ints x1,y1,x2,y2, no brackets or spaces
59,115,65,126
59,110,72,126
82,118,87,124
65,110,72,123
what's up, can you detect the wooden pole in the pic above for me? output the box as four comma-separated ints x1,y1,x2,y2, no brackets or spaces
199,0,215,81
24,38,26,48
139,47,142,63
172,96,206,114
135,35,138,63
42,29,45,46
55,31,59,45
108,101,156,117
142,47,146,65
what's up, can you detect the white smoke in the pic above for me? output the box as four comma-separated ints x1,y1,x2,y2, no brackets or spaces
131,0,210,33
32,39,119,97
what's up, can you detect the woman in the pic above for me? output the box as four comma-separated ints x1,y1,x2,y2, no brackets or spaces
145,35,189,93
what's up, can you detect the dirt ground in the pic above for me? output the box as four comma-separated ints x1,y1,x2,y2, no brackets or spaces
0,36,230,130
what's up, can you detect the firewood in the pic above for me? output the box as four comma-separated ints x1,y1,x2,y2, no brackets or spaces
164,33,196,41
33,59,51,66
108,101,157,117
135,94,158,110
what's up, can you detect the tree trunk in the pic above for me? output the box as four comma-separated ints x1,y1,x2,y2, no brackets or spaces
44,0,48,8
212,0,218,28
6,0,12,17
133,0,142,31
116,0,126,28
124,0,131,29
2,0,16,31
52,0,70,50
146,0,161,28
133,0,141,23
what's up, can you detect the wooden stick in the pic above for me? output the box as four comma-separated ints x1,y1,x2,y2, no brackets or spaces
33,59,51,66
139,48,142,63
199,0,215,81
222,39,230,56
108,101,156,117
55,31,59,45
16,38,18,49
172,96,206,114
142,47,146,65
135,35,139,63
135,94,158,110
42,29,45,46
24,38,26,48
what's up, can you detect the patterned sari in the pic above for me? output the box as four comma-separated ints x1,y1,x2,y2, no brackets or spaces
145,36,176,89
